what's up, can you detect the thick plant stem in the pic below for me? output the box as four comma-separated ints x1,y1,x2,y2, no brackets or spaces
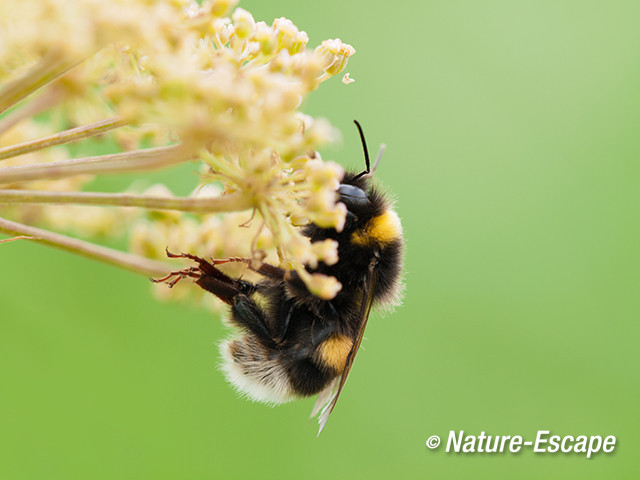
0,189,253,213
0,144,188,184
0,216,171,276
0,117,128,160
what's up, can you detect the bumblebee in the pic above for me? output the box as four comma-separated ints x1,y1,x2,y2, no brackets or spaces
153,121,403,433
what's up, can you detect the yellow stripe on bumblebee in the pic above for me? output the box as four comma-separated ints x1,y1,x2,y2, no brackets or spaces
351,209,402,247
314,334,353,372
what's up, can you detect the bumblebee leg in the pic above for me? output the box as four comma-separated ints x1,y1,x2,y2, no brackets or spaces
249,262,313,303
209,256,309,294
254,262,289,280
272,300,293,344
191,260,255,305
165,249,237,284
150,267,200,287
253,264,312,297
219,258,294,341
156,250,277,344
231,295,277,346
208,256,290,282
195,274,249,305
157,249,254,304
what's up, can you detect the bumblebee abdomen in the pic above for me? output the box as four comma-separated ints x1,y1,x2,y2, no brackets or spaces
220,336,296,405
220,333,341,402
285,356,338,397
312,333,353,372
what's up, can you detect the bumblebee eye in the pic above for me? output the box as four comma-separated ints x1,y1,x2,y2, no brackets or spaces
337,184,369,210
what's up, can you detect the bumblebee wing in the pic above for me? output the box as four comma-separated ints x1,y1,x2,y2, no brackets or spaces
310,376,339,420
315,260,378,435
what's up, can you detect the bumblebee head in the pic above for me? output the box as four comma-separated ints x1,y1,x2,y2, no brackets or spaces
304,120,401,254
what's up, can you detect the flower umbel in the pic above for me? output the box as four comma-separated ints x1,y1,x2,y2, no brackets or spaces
0,0,356,303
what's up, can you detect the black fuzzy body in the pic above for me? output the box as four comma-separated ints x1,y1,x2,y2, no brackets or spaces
166,171,403,402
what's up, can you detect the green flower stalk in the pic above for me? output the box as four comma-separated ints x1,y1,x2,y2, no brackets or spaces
0,0,356,305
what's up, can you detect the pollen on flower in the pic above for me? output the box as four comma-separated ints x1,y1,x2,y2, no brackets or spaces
342,73,355,84
0,0,356,303
315,38,356,79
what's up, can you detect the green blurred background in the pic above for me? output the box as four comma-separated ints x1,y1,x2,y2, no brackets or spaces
1,0,639,478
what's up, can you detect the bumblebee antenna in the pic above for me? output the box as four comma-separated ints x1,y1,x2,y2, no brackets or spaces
372,144,386,172
353,120,370,180
353,120,385,180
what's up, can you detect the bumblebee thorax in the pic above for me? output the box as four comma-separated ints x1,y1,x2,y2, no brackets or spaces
350,208,402,248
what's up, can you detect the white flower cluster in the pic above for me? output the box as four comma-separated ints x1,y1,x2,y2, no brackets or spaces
0,0,356,302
